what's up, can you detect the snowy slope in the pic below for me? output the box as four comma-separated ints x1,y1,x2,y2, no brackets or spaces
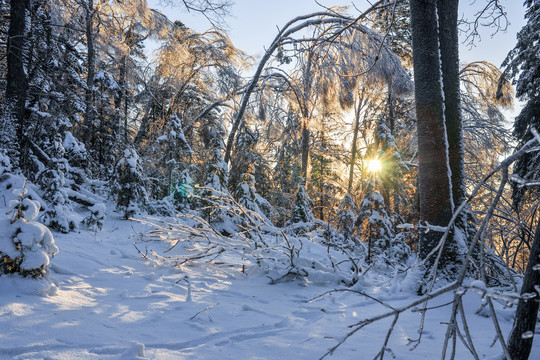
0,211,538,359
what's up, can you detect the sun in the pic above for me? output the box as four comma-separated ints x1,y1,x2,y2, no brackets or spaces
367,158,382,173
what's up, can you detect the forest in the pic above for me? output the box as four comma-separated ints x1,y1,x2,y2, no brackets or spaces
0,0,539,359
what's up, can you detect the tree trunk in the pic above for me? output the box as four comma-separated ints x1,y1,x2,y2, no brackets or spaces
507,219,540,360
5,0,30,164
301,118,310,184
410,0,454,263
437,0,465,210
348,100,362,192
82,0,95,144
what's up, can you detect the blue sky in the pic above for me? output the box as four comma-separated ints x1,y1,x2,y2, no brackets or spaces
151,0,526,67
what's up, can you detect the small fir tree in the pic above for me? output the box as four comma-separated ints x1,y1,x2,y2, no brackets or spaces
82,203,106,232
172,169,194,212
336,194,357,242
234,167,272,223
156,114,193,193
356,179,394,263
199,135,232,228
288,184,315,225
0,184,59,277
115,148,147,219
40,137,77,233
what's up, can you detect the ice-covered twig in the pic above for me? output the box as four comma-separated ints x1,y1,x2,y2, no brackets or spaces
189,303,219,321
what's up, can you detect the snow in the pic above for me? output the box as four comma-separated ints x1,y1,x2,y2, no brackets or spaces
0,206,538,360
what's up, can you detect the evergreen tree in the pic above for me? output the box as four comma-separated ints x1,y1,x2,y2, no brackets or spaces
114,148,147,219
336,193,357,243
287,184,315,225
502,0,540,204
502,2,540,359
356,178,393,263
234,166,272,223
230,124,271,200
82,202,106,232
199,130,232,229
39,136,76,233
0,184,59,277
156,114,193,196
172,168,195,212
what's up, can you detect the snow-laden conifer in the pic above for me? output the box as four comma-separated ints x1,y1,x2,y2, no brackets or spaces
115,148,147,219
336,194,357,243
356,179,393,263
234,168,273,224
287,184,315,226
199,136,233,232
39,137,77,233
0,184,58,277
172,169,195,212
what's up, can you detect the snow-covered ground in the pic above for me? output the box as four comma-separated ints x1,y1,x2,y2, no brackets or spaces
0,212,539,359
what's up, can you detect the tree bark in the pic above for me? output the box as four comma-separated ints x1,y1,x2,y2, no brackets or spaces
300,119,310,183
507,219,540,360
82,0,95,144
5,0,30,162
437,0,465,209
409,0,454,262
348,100,362,192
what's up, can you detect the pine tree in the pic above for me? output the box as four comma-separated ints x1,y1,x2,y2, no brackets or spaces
0,184,59,277
356,178,393,263
39,137,76,233
156,114,193,196
234,166,272,223
287,184,315,225
503,0,540,204
82,202,105,232
172,168,194,212
336,193,357,243
199,131,232,228
115,148,147,219
503,2,540,359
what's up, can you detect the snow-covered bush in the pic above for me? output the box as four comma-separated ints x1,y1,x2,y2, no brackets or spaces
0,185,59,277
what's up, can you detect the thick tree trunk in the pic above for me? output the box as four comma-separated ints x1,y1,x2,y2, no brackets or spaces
409,0,454,262
5,0,30,163
437,0,465,210
507,220,540,360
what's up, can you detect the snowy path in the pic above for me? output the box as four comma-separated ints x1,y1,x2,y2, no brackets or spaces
0,216,537,359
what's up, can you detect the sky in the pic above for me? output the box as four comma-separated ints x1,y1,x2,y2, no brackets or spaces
150,0,527,67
